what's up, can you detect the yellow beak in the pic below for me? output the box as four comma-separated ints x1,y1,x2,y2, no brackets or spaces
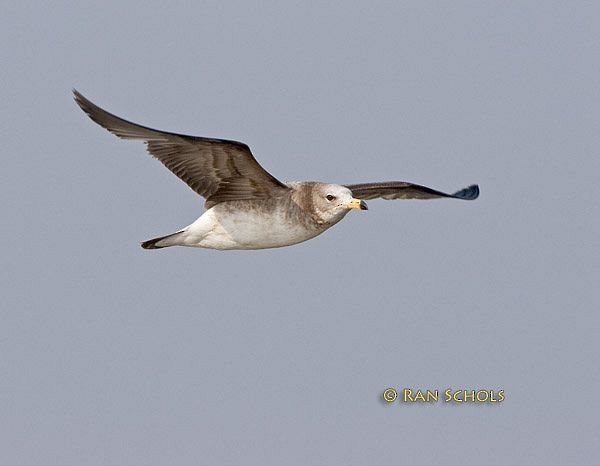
344,198,368,210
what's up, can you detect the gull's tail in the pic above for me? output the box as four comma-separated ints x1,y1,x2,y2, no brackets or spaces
141,230,185,249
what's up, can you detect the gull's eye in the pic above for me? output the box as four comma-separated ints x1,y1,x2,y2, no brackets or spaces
326,194,336,201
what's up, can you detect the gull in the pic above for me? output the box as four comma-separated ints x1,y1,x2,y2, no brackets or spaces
74,90,479,251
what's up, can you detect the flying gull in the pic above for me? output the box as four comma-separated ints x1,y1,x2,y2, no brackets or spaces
74,90,479,251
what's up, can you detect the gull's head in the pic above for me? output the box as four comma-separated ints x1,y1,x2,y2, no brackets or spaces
312,183,367,224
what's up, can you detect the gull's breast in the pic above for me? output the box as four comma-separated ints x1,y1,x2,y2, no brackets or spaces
202,200,323,250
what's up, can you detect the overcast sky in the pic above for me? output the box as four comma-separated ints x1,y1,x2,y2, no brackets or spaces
3,1,599,465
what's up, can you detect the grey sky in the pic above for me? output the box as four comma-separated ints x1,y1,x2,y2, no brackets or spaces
3,1,599,465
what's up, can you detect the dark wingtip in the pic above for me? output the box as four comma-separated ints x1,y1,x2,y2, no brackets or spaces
72,88,84,103
72,89,91,114
452,184,479,200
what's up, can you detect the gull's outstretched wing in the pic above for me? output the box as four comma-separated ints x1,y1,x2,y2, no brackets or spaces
344,181,479,201
74,90,290,208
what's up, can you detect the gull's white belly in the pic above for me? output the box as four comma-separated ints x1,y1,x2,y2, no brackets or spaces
182,206,322,250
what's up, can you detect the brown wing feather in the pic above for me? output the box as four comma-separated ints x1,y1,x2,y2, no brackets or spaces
345,181,479,201
73,90,290,208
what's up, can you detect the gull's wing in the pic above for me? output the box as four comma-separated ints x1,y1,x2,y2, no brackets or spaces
344,181,479,201
74,90,290,208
